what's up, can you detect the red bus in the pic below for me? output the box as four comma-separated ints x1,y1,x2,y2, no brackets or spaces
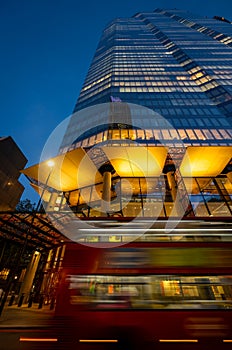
54,241,232,349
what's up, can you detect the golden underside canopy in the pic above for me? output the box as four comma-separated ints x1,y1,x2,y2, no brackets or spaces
22,148,103,192
179,146,232,177
22,146,232,192
101,146,168,177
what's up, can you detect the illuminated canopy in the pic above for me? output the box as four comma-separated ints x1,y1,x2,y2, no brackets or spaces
101,146,168,177
22,148,103,192
180,146,232,177
22,146,232,194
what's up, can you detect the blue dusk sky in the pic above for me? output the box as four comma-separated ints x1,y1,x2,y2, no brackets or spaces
1,0,232,203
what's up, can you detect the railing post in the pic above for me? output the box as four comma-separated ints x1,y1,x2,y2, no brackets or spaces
38,293,44,309
8,293,15,306
28,292,33,308
17,293,25,307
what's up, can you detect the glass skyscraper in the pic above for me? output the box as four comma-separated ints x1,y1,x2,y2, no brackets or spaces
24,9,232,221
62,9,232,147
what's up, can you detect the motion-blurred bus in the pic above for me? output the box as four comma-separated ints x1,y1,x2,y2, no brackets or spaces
54,238,232,349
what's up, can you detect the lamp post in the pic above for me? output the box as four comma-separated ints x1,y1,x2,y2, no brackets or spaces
37,160,55,212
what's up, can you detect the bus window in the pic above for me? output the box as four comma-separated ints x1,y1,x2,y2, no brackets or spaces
66,274,232,310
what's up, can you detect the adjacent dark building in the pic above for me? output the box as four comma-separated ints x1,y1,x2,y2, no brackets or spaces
0,136,27,211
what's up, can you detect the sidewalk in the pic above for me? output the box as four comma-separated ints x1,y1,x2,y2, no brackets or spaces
0,303,55,327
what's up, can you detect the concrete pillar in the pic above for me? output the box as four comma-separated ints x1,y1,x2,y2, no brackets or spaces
101,171,112,215
47,192,59,211
18,251,41,302
40,249,54,295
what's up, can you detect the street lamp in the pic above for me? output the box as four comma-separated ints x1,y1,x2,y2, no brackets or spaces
47,160,55,168
37,160,55,212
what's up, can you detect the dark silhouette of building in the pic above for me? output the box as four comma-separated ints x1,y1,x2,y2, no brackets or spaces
0,136,27,211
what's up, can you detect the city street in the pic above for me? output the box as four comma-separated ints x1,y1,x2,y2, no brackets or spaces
1,304,232,350
0,304,56,350
0,303,54,327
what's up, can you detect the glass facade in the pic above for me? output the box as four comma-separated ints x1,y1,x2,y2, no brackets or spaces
61,9,232,149
51,9,232,220
62,174,232,219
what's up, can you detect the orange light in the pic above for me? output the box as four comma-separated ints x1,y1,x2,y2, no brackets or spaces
19,337,58,342
223,340,232,342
